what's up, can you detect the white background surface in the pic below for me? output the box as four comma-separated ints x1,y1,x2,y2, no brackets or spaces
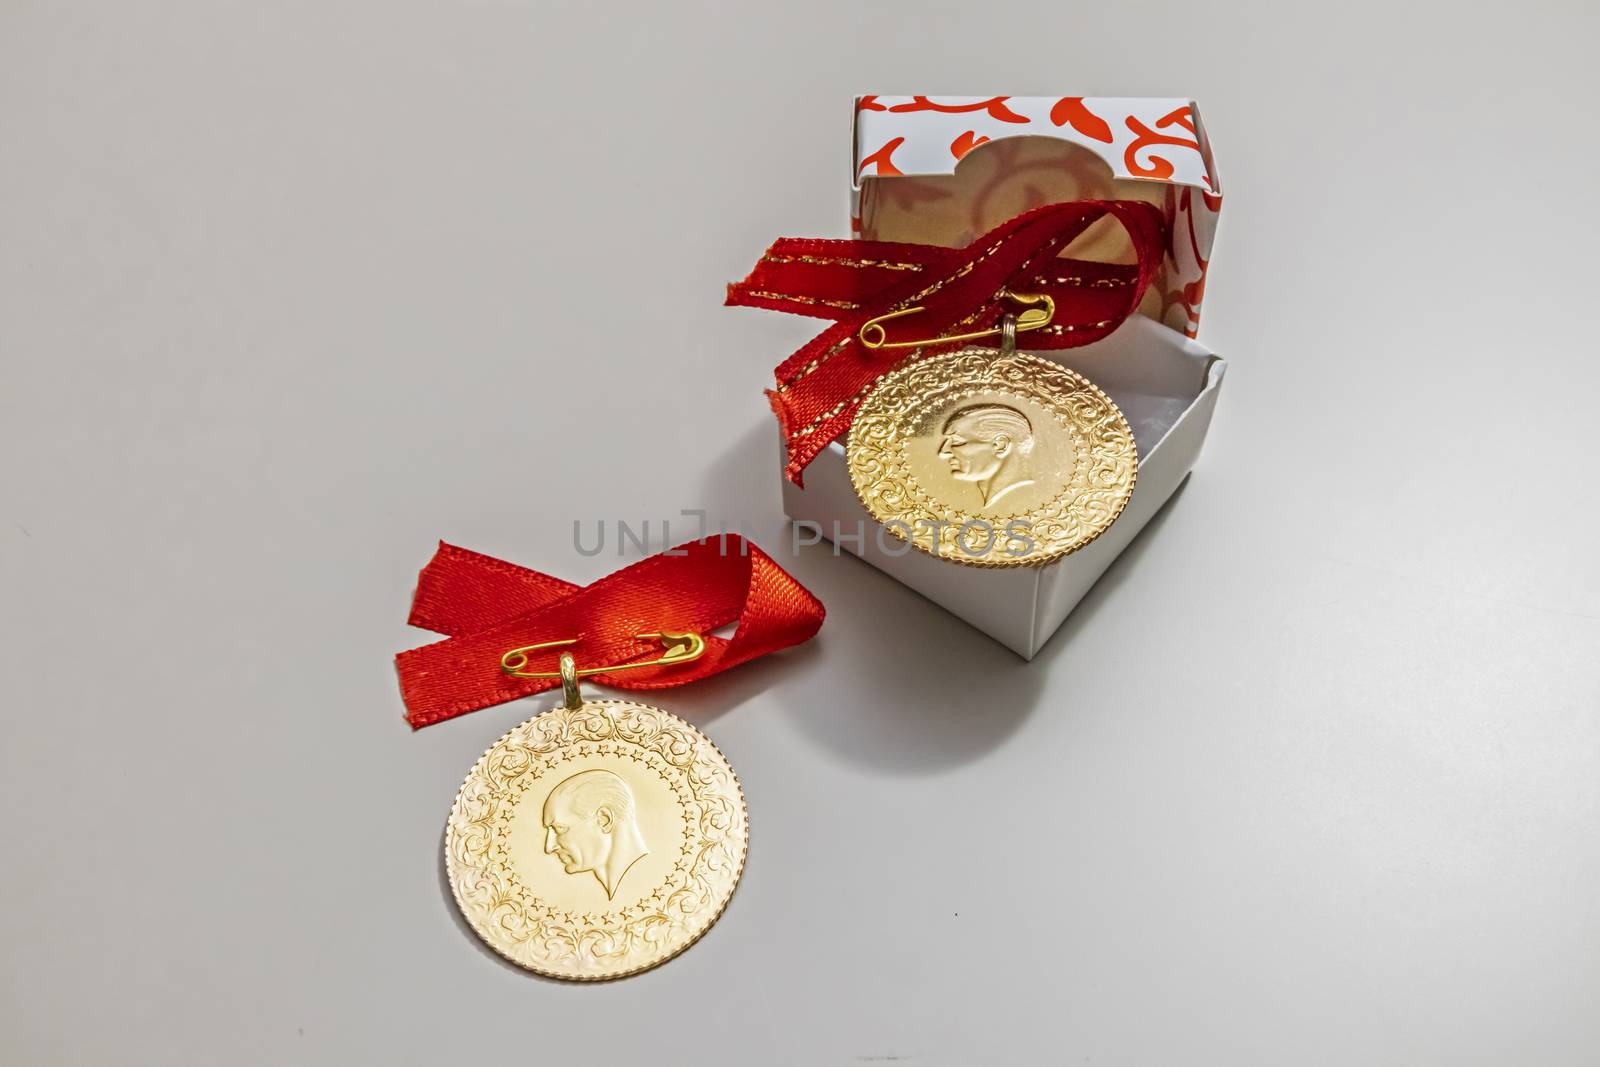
3,3,1598,1065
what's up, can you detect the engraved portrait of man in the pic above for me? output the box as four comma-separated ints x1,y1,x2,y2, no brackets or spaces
541,769,649,900
937,403,1037,507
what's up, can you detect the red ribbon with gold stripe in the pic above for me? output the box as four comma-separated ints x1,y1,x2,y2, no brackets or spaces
726,199,1166,484
395,538,824,728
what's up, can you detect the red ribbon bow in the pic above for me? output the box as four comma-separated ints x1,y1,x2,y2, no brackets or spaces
395,538,824,728
726,199,1167,484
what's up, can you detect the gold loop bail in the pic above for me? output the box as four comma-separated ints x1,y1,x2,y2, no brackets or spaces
857,289,1055,351
558,652,582,709
999,313,1018,357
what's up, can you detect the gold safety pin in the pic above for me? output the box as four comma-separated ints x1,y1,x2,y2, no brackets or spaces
857,289,1056,351
499,631,707,679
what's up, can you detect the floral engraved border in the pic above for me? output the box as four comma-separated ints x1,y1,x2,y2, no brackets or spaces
446,700,748,980
847,347,1137,568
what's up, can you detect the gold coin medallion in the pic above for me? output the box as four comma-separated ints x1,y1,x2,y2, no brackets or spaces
445,698,747,980
846,346,1138,567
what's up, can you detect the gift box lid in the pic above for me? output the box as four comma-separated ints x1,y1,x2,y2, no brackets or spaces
850,95,1222,337
852,96,1219,193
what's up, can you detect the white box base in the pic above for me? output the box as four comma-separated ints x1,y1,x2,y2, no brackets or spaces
781,314,1226,658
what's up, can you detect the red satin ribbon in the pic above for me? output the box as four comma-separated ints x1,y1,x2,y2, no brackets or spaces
395,537,825,728
726,199,1166,484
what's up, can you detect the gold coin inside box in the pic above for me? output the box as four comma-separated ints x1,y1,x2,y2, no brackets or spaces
846,346,1137,567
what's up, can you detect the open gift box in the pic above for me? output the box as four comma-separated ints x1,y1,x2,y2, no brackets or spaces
778,96,1225,658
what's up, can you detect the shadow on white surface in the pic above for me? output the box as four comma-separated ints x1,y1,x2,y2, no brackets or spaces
773,472,1195,774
